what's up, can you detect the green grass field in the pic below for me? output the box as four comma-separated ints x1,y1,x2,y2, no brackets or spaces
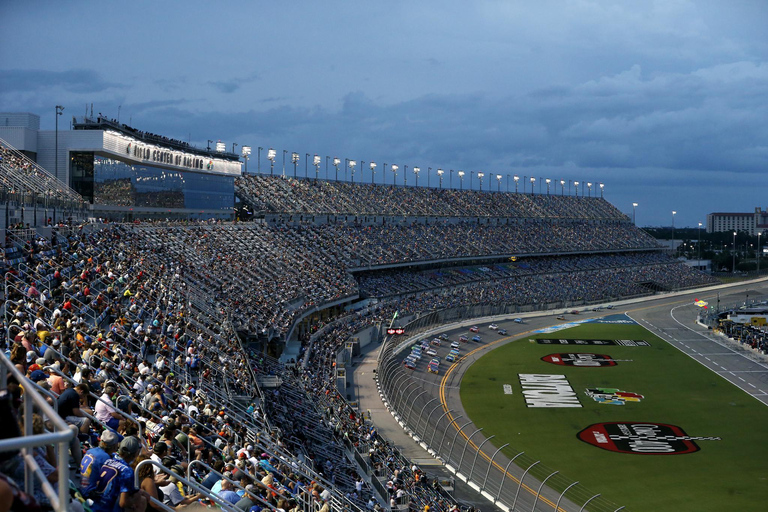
459,320,768,511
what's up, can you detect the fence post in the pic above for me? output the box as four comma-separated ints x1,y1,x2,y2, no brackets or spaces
413,397,438,435
397,381,422,417
579,494,601,512
419,402,445,438
496,451,525,502
531,470,559,511
438,415,464,454
457,428,484,473
447,421,473,462
467,435,495,483
555,481,580,512
512,460,540,511
429,409,455,448
404,390,429,426
481,443,508,492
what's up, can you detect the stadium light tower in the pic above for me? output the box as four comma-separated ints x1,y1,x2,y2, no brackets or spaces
403,165,409,186
587,182,592,197
241,146,252,174
333,157,341,181
514,175,519,193
257,147,263,174
55,105,64,179
370,162,377,184
427,167,432,188
672,211,677,244
282,149,287,176
530,176,536,194
599,182,604,198
632,202,638,224
291,152,299,178
305,153,310,178
207,139,213,150
391,164,399,185
313,154,321,180
477,172,485,191
698,222,703,271
349,160,357,183
560,179,565,196
574,181,580,196
232,142,238,154
733,231,737,273
758,230,762,275
458,170,465,190
546,178,551,195
413,166,420,187
437,169,444,189
449,169,454,189
267,148,277,176
496,174,502,192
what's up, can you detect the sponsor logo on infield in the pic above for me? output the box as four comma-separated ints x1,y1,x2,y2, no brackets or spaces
503,384,513,394
585,387,644,405
541,353,618,367
577,422,720,454
518,374,581,408
536,338,650,347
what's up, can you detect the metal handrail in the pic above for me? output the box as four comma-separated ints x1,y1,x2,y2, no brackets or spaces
0,351,75,511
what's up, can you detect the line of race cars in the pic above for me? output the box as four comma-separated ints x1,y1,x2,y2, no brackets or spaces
402,321,521,374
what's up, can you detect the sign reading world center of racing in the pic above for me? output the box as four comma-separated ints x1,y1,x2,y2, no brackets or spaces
541,353,618,367
537,338,650,347
577,422,721,454
518,374,581,408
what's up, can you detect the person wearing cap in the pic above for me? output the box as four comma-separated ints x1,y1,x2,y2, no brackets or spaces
80,430,120,498
90,436,145,512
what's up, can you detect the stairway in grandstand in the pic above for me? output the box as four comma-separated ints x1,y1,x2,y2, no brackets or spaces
636,280,670,292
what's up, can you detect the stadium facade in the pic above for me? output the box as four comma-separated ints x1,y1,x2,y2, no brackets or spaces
0,112,240,219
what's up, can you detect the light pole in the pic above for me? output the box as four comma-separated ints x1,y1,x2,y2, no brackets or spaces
403,165,408,186
758,231,762,274
207,139,213,150
391,164,398,185
427,167,431,188
267,148,276,176
599,182,604,198
55,105,64,179
313,154,321,181
530,176,536,194
587,182,592,197
333,157,341,181
470,171,475,189
632,202,638,224
349,160,357,183
232,142,238,154
241,146,251,174
514,175,519,193
305,153,310,179
560,179,565,196
546,178,551,195
291,152,299,178
733,231,737,273
506,174,509,192
574,181,580,196
413,166,420,186
496,174,502,192
437,169,444,188
672,211,677,245
326,156,330,180
344,158,350,182
698,222,702,270
282,149,287,177
257,147,263,174
477,172,484,191
449,169,454,189
370,162,376,184
458,171,465,190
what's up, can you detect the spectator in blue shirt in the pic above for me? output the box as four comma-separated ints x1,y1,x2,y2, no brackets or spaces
80,430,120,498
90,436,145,512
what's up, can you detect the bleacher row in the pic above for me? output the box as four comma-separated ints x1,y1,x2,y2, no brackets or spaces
235,175,623,220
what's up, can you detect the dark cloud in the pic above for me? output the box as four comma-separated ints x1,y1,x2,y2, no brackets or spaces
209,80,240,94
0,69,122,93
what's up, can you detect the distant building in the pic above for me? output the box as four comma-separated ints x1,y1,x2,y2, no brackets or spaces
0,112,240,220
707,208,768,236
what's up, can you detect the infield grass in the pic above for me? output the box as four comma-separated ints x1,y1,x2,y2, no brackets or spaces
459,320,768,511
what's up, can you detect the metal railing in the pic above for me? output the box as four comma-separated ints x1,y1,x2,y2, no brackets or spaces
0,351,75,511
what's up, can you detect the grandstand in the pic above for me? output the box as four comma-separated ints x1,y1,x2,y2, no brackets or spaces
1,153,721,511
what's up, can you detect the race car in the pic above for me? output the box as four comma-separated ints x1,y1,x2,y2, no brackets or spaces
459,335,468,343
431,338,442,346
513,318,524,324
469,326,479,333
404,359,416,370
497,329,507,335
488,323,498,330
450,341,460,349
446,353,457,363
472,335,482,342
427,364,439,374
426,348,438,357
439,333,449,340
556,315,566,321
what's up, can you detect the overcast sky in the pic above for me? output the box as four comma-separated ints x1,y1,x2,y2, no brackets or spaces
2,0,766,227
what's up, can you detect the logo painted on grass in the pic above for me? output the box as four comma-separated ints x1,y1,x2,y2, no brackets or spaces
518,374,581,408
536,338,650,347
534,315,637,334
585,387,644,405
577,422,720,454
542,353,618,367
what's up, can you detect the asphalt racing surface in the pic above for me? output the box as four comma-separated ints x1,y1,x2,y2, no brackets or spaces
351,279,768,511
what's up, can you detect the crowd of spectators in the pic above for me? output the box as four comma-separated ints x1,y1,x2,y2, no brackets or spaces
235,175,625,220
0,141,84,205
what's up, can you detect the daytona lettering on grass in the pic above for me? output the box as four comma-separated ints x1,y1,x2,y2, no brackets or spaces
518,374,582,408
